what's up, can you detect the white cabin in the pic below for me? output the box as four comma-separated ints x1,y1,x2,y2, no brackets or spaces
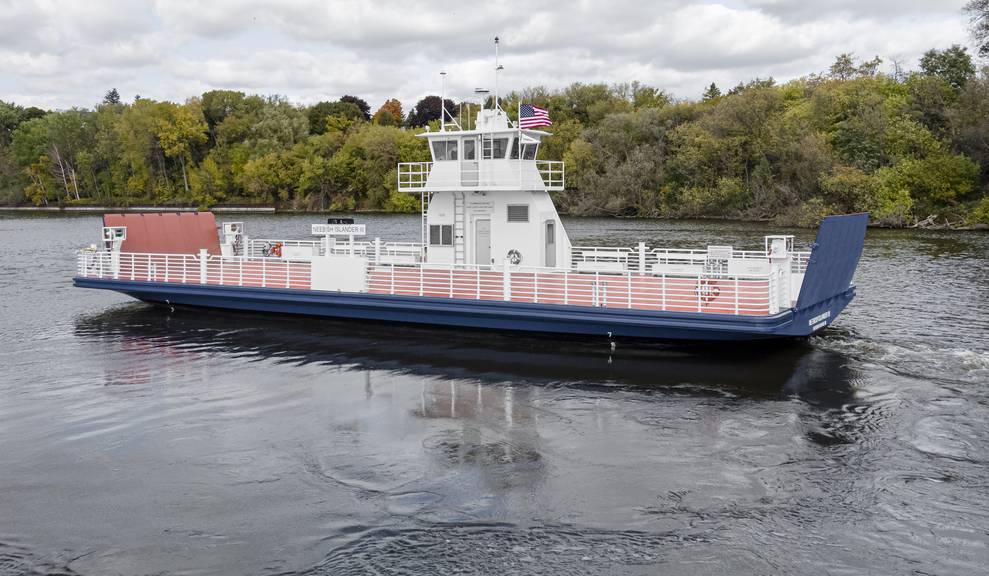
397,107,569,269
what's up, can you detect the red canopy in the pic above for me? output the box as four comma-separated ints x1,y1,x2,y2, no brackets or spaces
103,212,221,255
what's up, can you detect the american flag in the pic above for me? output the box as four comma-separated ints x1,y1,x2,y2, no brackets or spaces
519,103,552,129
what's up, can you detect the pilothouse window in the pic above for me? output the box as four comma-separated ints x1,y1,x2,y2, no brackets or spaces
510,141,538,160
491,138,509,159
431,140,458,161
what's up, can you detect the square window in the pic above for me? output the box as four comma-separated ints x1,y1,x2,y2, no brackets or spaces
507,205,529,223
429,224,454,246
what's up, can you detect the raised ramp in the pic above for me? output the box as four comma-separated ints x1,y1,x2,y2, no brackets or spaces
103,212,221,255
794,213,868,310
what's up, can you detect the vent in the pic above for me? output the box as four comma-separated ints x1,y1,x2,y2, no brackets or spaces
507,204,529,223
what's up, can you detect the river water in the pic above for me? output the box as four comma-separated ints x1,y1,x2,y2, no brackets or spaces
0,213,986,575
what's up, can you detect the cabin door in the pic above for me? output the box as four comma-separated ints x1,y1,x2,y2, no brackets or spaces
544,220,556,267
474,219,491,265
461,138,479,186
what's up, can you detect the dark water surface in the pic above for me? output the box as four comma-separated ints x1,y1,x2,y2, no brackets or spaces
1,213,987,575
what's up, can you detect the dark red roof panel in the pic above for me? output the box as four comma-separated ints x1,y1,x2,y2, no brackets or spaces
102,212,221,255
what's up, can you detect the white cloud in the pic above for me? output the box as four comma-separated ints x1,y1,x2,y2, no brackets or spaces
0,0,979,111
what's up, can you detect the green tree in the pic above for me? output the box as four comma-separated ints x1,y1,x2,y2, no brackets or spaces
103,88,121,105
405,96,456,127
153,101,208,197
702,83,722,101
308,100,362,135
340,95,371,121
919,45,975,90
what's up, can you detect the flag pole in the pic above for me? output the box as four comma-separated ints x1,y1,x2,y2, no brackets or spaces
518,101,523,185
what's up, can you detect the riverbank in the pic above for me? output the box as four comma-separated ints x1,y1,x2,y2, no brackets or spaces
3,204,986,231
0,205,275,214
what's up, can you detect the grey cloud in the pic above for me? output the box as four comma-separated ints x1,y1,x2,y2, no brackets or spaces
0,0,977,110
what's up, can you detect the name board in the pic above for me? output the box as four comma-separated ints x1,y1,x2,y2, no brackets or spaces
312,223,366,236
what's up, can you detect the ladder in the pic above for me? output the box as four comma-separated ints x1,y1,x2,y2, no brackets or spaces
453,191,465,263
420,191,431,250
481,133,494,159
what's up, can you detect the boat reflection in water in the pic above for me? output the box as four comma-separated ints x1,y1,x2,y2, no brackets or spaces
68,305,876,573
74,304,860,407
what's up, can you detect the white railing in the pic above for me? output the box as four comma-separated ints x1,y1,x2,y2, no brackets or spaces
397,160,565,192
791,251,810,274
77,251,313,290
78,249,783,316
365,261,776,316
572,244,810,276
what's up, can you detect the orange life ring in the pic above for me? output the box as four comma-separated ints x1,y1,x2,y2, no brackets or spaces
697,279,721,303
264,242,283,258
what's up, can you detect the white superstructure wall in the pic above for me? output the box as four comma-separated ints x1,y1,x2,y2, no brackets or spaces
425,189,571,269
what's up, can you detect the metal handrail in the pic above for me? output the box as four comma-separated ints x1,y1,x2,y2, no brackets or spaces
397,160,565,191
77,250,784,316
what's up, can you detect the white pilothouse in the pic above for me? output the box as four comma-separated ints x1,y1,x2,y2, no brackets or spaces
400,105,568,270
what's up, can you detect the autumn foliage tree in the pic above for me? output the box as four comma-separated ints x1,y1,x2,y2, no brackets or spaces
373,99,403,126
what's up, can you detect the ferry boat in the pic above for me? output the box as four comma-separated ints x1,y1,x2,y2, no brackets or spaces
74,85,867,342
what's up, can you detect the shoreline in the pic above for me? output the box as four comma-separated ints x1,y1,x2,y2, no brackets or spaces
1,205,985,231
0,205,276,214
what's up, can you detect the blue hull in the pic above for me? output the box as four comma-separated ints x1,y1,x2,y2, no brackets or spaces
73,277,855,341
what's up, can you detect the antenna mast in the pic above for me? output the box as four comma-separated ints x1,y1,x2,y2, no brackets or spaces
494,36,504,112
440,71,447,132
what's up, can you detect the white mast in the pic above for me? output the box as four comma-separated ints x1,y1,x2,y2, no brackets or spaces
494,36,503,113
440,71,447,132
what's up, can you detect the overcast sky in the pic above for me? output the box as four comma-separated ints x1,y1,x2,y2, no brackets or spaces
0,0,979,112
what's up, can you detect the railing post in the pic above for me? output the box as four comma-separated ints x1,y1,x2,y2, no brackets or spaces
696,276,702,312
734,276,740,315
130,253,135,281
564,271,569,305
661,273,666,311
286,260,291,288
627,273,632,308
198,249,208,284
637,242,646,275
503,259,511,301
374,237,381,264
390,264,395,294
476,268,480,299
261,258,267,288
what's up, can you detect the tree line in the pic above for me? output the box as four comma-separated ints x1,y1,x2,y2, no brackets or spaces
1,47,987,226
